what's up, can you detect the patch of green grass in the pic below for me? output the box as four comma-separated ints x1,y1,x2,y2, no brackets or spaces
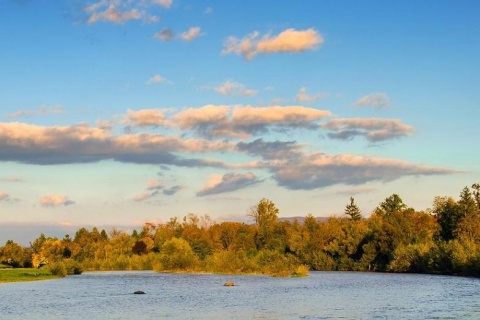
0,268,61,283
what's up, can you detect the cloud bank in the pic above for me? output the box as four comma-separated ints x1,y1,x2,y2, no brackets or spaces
0,103,457,193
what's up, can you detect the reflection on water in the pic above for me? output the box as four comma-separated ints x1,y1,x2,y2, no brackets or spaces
1,271,479,319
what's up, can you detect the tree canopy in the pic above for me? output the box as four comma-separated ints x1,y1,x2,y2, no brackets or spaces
2,183,480,277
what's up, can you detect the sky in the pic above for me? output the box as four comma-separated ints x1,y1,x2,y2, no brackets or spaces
1,0,479,244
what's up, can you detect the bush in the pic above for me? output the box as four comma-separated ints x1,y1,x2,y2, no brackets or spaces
48,262,67,277
64,260,83,275
254,250,304,277
206,250,254,274
291,265,309,277
158,238,198,271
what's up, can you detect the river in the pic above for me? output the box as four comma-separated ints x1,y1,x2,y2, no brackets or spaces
1,271,479,319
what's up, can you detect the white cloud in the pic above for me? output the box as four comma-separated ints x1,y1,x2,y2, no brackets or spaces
6,105,64,118
180,26,203,41
84,0,163,25
197,172,262,196
214,80,257,97
40,194,74,207
173,105,331,138
0,192,10,201
296,87,326,103
146,74,172,85
133,192,156,202
152,0,173,9
223,28,323,60
124,109,171,127
356,93,390,108
86,4,141,24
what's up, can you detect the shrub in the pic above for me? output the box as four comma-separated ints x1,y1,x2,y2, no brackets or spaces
291,265,309,277
158,237,198,271
48,262,67,277
64,259,83,275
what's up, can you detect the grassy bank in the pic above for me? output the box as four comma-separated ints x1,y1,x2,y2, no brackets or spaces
0,268,60,283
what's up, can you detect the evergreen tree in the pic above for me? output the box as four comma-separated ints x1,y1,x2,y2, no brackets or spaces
374,194,407,216
472,183,480,210
345,197,362,221
458,186,478,217
433,196,462,241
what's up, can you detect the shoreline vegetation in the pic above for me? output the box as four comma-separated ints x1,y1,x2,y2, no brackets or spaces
0,268,61,283
1,183,480,283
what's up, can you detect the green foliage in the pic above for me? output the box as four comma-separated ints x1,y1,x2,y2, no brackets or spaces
206,250,255,274
48,262,67,277
458,186,478,216
345,197,362,221
374,194,407,216
0,240,28,268
158,237,198,271
64,259,83,275
5,188,480,279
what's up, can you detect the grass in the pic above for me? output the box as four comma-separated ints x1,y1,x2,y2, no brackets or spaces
0,268,61,283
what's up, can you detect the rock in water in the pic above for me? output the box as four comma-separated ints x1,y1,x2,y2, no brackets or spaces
224,281,235,287
134,291,145,294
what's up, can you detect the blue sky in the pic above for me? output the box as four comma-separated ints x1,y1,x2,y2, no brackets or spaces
0,0,479,243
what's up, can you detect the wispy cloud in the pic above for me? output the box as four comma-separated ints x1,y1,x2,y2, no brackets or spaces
214,80,257,97
134,178,184,201
153,28,174,41
180,26,203,41
222,28,323,60
133,191,157,202
40,194,75,207
152,0,173,9
323,118,414,142
0,192,10,202
336,187,377,195
6,105,64,118
84,0,161,25
0,177,24,182
86,3,142,24
163,185,184,195
356,93,390,109
296,87,326,103
197,172,262,196
146,74,172,85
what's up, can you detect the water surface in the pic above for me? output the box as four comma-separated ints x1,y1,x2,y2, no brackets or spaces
1,271,479,319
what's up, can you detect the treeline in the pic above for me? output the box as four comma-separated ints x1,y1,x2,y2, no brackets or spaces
1,183,480,277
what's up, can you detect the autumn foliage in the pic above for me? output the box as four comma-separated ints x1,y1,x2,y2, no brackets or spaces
2,185,480,277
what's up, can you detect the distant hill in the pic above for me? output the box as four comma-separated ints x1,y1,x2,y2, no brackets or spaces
277,216,329,224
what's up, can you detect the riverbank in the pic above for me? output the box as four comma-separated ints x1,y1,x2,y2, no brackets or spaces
0,268,60,283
